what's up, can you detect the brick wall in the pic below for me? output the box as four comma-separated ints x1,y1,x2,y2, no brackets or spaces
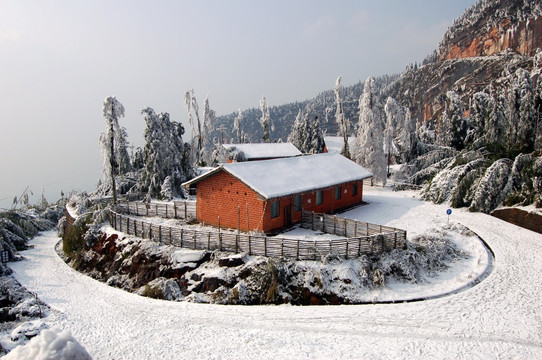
196,171,266,232
196,171,365,234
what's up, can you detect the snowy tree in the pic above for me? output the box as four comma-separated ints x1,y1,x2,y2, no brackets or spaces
384,97,400,174
260,96,273,143
287,110,305,150
398,108,417,163
184,89,203,165
201,95,217,164
438,91,466,150
101,96,130,204
233,109,244,143
137,107,192,199
310,115,326,154
507,68,536,152
471,92,492,141
354,77,386,185
334,76,350,158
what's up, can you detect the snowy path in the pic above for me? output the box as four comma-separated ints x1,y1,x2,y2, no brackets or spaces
9,188,542,359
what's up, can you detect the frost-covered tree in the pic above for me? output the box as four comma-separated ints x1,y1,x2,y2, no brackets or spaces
438,91,466,150
334,76,350,158
184,89,203,165
201,94,217,163
137,107,192,200
507,68,536,152
101,96,131,204
384,97,400,174
260,96,273,143
287,110,305,151
354,77,386,185
310,115,326,154
471,92,493,141
233,109,244,143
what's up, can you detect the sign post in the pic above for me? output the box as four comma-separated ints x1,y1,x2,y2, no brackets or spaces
446,208,452,224
1,250,9,263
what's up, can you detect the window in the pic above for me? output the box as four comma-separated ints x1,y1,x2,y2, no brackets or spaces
271,200,280,218
294,195,302,212
353,183,358,196
335,186,342,200
316,190,323,205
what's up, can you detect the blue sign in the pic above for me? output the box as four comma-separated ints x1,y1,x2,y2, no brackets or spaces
446,209,452,216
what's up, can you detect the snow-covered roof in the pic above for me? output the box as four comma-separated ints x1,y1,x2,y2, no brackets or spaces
183,153,373,199
223,142,302,160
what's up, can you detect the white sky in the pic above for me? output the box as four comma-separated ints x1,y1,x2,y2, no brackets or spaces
0,0,476,208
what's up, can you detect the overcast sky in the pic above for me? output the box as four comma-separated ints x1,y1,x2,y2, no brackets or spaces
0,0,476,209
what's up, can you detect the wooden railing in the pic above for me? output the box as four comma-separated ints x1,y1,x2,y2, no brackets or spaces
109,209,407,261
116,200,196,220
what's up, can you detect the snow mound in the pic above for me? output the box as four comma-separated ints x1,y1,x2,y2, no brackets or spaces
10,320,48,342
3,328,92,360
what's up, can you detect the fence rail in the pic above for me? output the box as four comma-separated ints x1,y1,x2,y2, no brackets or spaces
109,209,407,261
116,200,196,220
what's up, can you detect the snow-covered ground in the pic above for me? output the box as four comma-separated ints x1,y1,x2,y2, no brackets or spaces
7,186,542,359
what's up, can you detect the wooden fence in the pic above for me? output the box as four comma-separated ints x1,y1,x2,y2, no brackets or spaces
116,200,196,220
109,209,407,261
301,210,407,242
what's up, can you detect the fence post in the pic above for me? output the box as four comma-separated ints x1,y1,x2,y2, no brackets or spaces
119,214,122,232
127,218,129,234
345,240,349,259
313,240,317,261
366,223,369,236
236,234,239,253
184,202,187,218
296,240,300,259
207,232,211,250
311,212,315,231
358,238,361,256
264,237,267,257
136,202,139,216
181,229,184,248
329,240,332,255
159,226,162,244
169,227,172,245
193,230,197,250
248,235,252,256
165,204,168,218
394,232,397,249
281,241,284,257
238,206,240,233
344,218,347,237
219,232,222,251
134,219,137,237
174,203,178,219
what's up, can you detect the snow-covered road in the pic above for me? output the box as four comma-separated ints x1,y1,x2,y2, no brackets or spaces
9,188,542,359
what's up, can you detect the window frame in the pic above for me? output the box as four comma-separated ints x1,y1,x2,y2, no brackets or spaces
294,195,302,212
270,200,280,218
335,185,342,200
316,190,323,205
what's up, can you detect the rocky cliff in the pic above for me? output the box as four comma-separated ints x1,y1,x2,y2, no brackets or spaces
439,0,542,60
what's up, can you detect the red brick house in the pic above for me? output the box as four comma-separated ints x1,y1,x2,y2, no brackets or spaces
223,142,302,162
182,153,372,233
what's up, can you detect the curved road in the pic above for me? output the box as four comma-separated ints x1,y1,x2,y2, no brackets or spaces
9,192,542,359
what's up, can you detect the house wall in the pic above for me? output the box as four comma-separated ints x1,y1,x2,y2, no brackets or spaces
195,171,365,233
195,171,266,232
261,180,364,232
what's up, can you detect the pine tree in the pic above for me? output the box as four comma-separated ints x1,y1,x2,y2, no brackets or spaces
287,110,306,152
310,115,326,154
101,96,130,204
354,77,386,185
507,68,536,152
438,91,465,150
137,107,192,199
201,94,217,164
184,89,203,165
260,96,273,143
333,76,350,158
233,109,244,143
